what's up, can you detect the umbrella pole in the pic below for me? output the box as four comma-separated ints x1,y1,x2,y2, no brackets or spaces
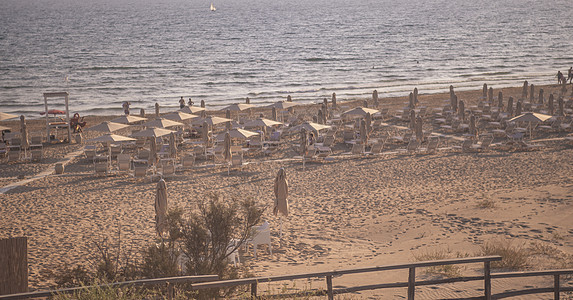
279,216,283,238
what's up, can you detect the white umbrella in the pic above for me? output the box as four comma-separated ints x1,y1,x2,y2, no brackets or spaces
215,128,259,141
243,118,283,128
110,115,147,124
341,107,379,117
179,106,206,114
142,118,184,128
274,168,289,237
162,111,198,122
131,127,175,138
191,116,232,126
509,112,552,139
0,112,18,121
86,121,131,133
268,101,298,110
290,122,331,134
155,179,168,238
87,133,136,143
220,103,256,111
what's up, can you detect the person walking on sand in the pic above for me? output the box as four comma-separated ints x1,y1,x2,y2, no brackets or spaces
557,71,564,85
122,101,130,115
179,97,186,109
568,67,573,84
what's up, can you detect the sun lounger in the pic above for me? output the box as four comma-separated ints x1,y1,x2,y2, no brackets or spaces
117,154,131,173
94,161,110,176
245,221,272,259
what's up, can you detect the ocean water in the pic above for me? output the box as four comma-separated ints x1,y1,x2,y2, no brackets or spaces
1,0,572,118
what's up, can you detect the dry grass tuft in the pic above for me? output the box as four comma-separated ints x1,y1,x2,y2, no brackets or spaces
478,239,528,270
413,248,468,278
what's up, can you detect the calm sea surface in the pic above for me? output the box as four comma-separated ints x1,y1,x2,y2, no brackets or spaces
1,0,572,118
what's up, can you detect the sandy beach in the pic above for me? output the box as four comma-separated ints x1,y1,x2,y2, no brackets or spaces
1,83,573,298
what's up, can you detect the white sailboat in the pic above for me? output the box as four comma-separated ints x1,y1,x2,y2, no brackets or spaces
210,3,216,11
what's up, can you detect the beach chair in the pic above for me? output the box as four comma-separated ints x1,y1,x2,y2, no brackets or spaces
30,136,43,150
159,161,175,179
471,136,494,151
0,142,7,157
133,165,149,181
405,140,419,154
94,161,109,176
117,154,131,173
365,142,384,155
231,152,244,170
423,138,439,154
31,149,43,161
453,139,474,153
8,148,21,162
350,143,365,156
181,154,195,170
245,221,272,259
110,144,122,158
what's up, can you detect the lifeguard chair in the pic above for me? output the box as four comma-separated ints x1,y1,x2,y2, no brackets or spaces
43,92,71,143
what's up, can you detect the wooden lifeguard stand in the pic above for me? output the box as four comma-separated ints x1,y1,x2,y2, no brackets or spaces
43,92,71,144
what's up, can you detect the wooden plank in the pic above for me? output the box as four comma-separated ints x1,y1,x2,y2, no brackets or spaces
484,261,491,300
0,237,27,295
326,275,333,300
407,267,415,300
554,274,560,300
491,269,573,278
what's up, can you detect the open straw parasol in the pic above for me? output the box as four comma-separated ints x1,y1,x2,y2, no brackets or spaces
0,112,18,121
142,118,184,128
509,112,552,139
86,121,130,133
110,115,147,124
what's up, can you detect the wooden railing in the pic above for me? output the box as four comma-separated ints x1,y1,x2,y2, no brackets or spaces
191,256,573,300
191,256,502,299
0,275,218,300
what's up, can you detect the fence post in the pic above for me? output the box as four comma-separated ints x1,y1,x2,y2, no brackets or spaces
166,282,174,300
0,237,28,295
251,282,257,299
554,274,560,300
484,261,491,300
408,267,415,300
326,275,333,300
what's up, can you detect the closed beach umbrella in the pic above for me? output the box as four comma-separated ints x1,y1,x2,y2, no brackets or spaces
245,97,250,104
155,179,168,238
323,98,328,111
538,89,544,104
202,121,209,148
488,87,493,104
200,100,205,108
155,103,160,117
522,81,528,99
299,129,308,155
149,136,157,166
287,95,292,102
0,112,18,121
274,168,289,217
409,110,416,129
498,91,503,108
409,92,414,109
482,83,488,99
20,115,29,150
86,121,130,133
272,107,277,121
469,114,476,136
317,109,323,125
223,131,232,163
169,132,177,158
415,116,423,142
530,84,535,102
458,100,465,121
372,90,379,107
111,115,147,124
332,93,337,109
515,101,522,116
131,127,175,138
142,118,184,128
414,87,419,105
365,112,372,136
449,85,455,106
558,97,565,117
360,119,367,145
548,94,554,115
507,97,514,117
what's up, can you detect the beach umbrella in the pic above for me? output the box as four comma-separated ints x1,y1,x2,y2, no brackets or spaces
131,127,175,138
365,112,372,136
498,92,503,108
215,128,259,141
272,107,277,121
548,94,554,115
332,92,337,109
482,83,488,99
408,92,414,109
522,81,528,99
202,121,210,150
111,115,147,124
287,95,292,102
322,104,328,124
274,168,289,237
191,116,232,126
409,110,416,129
469,114,476,136
200,100,205,108
507,97,514,117
87,133,136,143
452,94,458,112
515,101,522,116
244,118,283,128
179,106,206,114
149,136,157,166
86,121,131,133
155,103,160,117
372,90,379,107
538,89,544,104
162,111,198,122
0,112,18,121
290,122,331,134
341,107,379,117
169,132,177,158
414,88,419,105
223,131,232,163
0,125,10,131
459,100,465,121
449,85,455,106
142,118,184,128
360,119,367,145
558,97,565,117
220,103,255,112
140,108,145,117
529,84,535,102
155,179,168,238
509,112,552,139
415,116,423,142
268,101,298,110
20,115,29,150
488,87,493,104
317,109,323,125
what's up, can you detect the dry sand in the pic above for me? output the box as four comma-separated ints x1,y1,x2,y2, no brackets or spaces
1,83,572,298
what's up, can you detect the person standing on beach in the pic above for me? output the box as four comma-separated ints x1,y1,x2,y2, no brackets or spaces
568,67,573,84
557,71,564,84
179,97,186,109
188,98,194,106
122,101,130,115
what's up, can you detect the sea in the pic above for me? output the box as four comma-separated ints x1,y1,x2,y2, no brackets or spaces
1,0,573,118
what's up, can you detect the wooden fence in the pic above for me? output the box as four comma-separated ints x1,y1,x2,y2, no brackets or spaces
0,237,27,295
190,256,573,300
0,275,218,300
